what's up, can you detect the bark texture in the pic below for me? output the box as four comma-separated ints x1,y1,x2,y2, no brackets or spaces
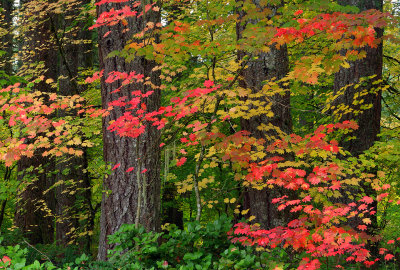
333,0,383,254
237,0,292,229
14,0,58,245
334,0,383,156
0,0,13,74
54,0,93,248
97,0,161,260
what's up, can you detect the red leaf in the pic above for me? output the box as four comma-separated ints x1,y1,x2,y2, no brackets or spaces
294,10,303,16
357,225,367,231
384,254,394,261
360,196,373,204
177,157,187,167
112,163,120,170
203,80,214,88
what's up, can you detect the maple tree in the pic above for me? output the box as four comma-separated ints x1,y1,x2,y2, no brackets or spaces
86,0,397,268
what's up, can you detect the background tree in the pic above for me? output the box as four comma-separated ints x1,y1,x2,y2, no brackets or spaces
333,0,383,156
0,0,13,75
236,0,292,228
332,0,383,247
14,0,58,245
53,0,94,249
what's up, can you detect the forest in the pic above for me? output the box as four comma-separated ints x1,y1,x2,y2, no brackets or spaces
0,0,398,269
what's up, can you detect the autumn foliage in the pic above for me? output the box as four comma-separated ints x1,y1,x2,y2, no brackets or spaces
0,0,399,269
76,0,397,268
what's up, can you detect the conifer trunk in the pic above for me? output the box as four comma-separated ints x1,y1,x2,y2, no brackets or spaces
14,0,58,245
334,0,383,155
236,0,292,229
54,0,93,248
333,0,383,254
97,0,162,260
0,0,13,75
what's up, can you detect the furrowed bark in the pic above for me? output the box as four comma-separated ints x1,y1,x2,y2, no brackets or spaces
236,0,292,229
14,0,58,244
97,0,161,260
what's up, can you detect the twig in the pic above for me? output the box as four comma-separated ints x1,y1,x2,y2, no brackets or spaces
23,239,54,264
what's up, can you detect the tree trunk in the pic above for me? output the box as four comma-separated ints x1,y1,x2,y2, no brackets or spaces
14,0,58,245
236,0,292,229
54,0,93,248
0,0,13,75
333,0,383,255
97,0,161,260
333,0,383,155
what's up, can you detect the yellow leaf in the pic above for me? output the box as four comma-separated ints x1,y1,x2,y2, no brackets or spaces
362,218,371,224
249,215,256,221
209,161,218,168
241,209,249,215
341,61,350,69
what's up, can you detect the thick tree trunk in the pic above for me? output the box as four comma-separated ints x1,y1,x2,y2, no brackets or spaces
97,0,161,260
14,0,58,245
237,0,292,229
334,0,383,155
333,0,383,255
0,0,13,75
54,0,93,248
15,157,55,244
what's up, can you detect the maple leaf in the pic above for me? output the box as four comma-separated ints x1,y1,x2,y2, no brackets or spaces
358,204,367,211
177,157,187,167
294,10,303,16
1,256,11,267
357,225,367,231
362,218,371,225
203,80,214,88
377,193,389,201
308,175,320,185
126,167,134,172
384,254,394,261
312,232,323,242
360,196,373,204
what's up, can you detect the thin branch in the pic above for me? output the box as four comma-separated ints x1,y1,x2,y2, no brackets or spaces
22,239,54,264
382,95,400,121
384,54,400,66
